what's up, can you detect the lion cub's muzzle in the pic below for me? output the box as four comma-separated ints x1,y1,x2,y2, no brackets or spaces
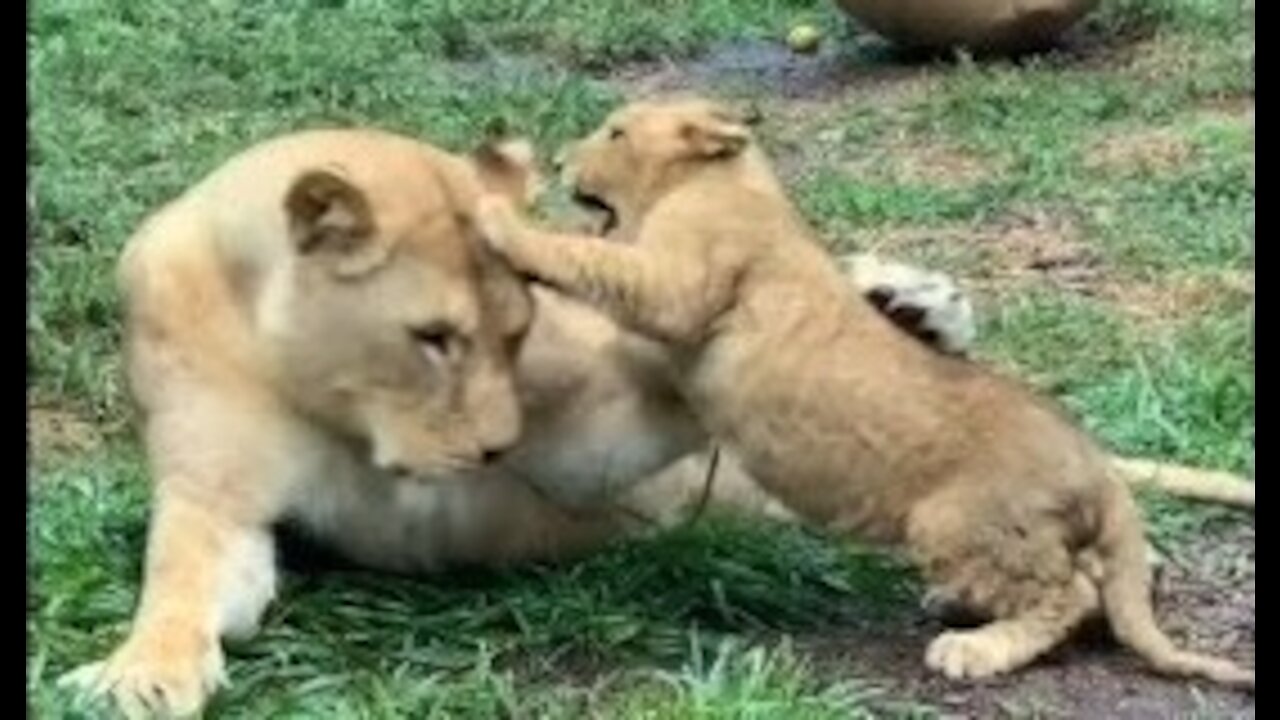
556,147,619,237
570,189,618,236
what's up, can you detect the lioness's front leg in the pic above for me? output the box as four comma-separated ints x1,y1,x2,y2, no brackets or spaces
61,486,276,718
60,399,283,719
478,198,720,343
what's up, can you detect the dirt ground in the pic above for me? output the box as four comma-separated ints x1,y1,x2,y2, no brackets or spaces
801,521,1255,719
518,519,1255,718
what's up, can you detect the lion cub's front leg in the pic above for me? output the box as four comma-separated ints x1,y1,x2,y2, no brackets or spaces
478,198,716,343
60,479,277,718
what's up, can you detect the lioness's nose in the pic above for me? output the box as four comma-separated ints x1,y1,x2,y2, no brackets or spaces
377,459,412,478
472,407,520,466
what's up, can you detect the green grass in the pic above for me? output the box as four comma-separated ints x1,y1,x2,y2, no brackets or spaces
30,0,1252,716
30,443,921,717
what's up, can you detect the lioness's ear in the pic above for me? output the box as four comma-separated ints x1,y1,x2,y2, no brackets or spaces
679,111,750,159
472,137,541,208
285,168,386,277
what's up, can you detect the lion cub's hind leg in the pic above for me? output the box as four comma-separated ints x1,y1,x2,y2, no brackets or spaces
907,485,1101,680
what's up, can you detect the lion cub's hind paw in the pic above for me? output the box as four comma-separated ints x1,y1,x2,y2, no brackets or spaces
842,253,976,355
474,195,522,253
925,630,1019,680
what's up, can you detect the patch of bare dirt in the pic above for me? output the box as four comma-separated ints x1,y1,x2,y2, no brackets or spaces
1120,35,1205,83
1195,95,1255,132
1100,270,1254,327
1085,95,1255,177
893,143,991,187
609,39,938,104
860,216,1254,329
832,131,993,188
801,520,1255,719
860,211,1103,297
1120,29,1254,95
1085,127,1192,174
29,403,100,457
767,122,993,189
1156,522,1255,663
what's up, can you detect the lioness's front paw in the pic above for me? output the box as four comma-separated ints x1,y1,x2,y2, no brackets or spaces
58,633,225,719
842,253,976,355
925,630,1015,680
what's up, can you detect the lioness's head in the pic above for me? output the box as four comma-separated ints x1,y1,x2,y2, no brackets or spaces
273,141,538,477
561,98,755,235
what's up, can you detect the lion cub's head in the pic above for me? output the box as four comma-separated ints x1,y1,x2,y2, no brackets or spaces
270,140,539,477
561,98,754,235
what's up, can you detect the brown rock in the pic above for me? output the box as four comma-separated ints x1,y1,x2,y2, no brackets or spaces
833,0,1100,52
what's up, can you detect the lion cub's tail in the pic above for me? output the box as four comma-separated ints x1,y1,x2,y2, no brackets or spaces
1110,456,1254,509
1095,481,1255,690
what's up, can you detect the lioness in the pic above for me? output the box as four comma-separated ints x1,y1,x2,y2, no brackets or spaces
58,129,552,718
475,98,1255,688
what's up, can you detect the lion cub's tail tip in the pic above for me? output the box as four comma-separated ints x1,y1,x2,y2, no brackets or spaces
1110,456,1254,509
1147,651,1255,692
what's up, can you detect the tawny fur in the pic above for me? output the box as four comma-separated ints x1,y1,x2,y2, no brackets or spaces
476,97,1254,689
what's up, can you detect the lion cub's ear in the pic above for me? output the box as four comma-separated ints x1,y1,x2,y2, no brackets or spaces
679,110,750,159
284,168,387,278
472,137,542,208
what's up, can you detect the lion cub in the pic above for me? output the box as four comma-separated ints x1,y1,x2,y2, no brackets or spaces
477,98,1253,688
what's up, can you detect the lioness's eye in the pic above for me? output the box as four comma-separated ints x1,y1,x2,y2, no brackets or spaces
409,322,457,360
608,127,624,140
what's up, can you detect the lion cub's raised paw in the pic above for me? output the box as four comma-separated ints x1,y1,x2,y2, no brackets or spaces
58,634,225,720
474,194,522,254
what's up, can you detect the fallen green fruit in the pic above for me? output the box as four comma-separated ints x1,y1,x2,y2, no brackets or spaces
787,24,822,54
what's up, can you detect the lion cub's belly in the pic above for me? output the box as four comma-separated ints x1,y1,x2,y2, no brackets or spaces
684,331,948,543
